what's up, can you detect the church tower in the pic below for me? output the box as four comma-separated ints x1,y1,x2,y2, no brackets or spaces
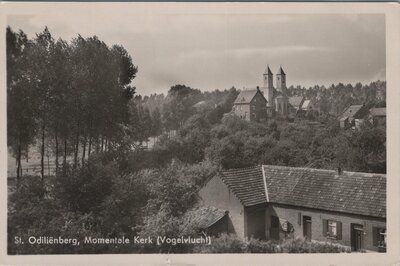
263,65,274,110
275,66,289,116
276,66,287,94
263,65,273,88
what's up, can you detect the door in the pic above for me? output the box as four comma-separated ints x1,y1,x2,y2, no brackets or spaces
351,224,364,252
303,216,312,241
270,216,280,240
247,208,266,240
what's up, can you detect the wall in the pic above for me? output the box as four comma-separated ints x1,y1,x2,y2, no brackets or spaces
233,104,251,121
250,92,268,122
265,204,386,252
198,176,246,238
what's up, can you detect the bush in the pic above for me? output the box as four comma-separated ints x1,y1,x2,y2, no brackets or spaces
247,238,280,253
55,158,117,213
194,235,351,253
193,233,246,253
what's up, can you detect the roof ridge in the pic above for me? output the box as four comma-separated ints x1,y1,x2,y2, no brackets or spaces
222,165,261,172
262,164,386,177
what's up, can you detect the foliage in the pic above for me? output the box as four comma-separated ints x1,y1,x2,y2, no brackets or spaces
193,233,247,253
194,235,351,253
54,158,117,213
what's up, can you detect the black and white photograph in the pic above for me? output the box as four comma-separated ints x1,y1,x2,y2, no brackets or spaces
1,2,400,264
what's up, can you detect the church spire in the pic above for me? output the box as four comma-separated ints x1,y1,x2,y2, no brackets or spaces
265,65,273,75
278,66,286,75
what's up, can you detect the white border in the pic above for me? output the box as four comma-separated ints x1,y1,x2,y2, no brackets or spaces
0,2,399,265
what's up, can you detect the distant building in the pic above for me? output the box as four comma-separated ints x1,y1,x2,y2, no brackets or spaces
198,165,386,252
233,65,290,120
288,96,305,115
339,104,367,129
261,66,290,117
232,87,268,122
193,100,214,111
369,107,386,125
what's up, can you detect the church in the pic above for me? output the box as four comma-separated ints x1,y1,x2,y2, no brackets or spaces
233,65,290,121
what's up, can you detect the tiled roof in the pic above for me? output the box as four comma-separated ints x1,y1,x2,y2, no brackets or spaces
219,166,267,206
184,206,227,229
234,90,257,104
218,165,386,218
289,96,304,108
340,105,364,119
370,107,386,117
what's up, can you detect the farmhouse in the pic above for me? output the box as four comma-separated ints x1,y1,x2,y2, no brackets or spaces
198,165,386,252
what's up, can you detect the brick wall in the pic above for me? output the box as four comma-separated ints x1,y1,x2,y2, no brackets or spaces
198,176,246,238
266,204,386,252
251,92,268,122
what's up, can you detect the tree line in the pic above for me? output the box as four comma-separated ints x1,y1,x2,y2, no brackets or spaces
7,26,137,183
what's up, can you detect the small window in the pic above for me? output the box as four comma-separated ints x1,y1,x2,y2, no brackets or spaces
328,221,337,237
323,219,342,240
252,105,255,110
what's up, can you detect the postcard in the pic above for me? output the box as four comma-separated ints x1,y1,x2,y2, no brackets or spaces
1,2,399,265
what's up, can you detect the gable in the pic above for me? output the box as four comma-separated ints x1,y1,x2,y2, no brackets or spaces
234,90,257,104
219,166,266,206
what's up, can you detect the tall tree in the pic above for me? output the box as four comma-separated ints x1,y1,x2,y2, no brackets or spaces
7,27,37,182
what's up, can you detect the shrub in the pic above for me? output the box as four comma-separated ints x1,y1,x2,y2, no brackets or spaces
193,233,246,253
247,238,279,253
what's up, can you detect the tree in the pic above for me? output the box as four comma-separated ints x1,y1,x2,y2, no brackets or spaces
6,27,37,182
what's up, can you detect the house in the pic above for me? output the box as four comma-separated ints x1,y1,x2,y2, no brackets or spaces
198,165,386,252
339,104,367,129
232,87,268,122
369,107,386,125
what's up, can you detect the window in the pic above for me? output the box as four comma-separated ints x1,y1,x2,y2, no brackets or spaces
373,227,386,248
323,219,342,240
252,105,255,111
328,221,337,237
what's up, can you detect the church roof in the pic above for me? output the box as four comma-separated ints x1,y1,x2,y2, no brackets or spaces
278,67,286,75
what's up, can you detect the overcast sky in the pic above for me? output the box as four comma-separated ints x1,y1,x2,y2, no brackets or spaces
7,7,385,96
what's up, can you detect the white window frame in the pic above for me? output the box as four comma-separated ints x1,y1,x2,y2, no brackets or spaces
327,220,338,239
